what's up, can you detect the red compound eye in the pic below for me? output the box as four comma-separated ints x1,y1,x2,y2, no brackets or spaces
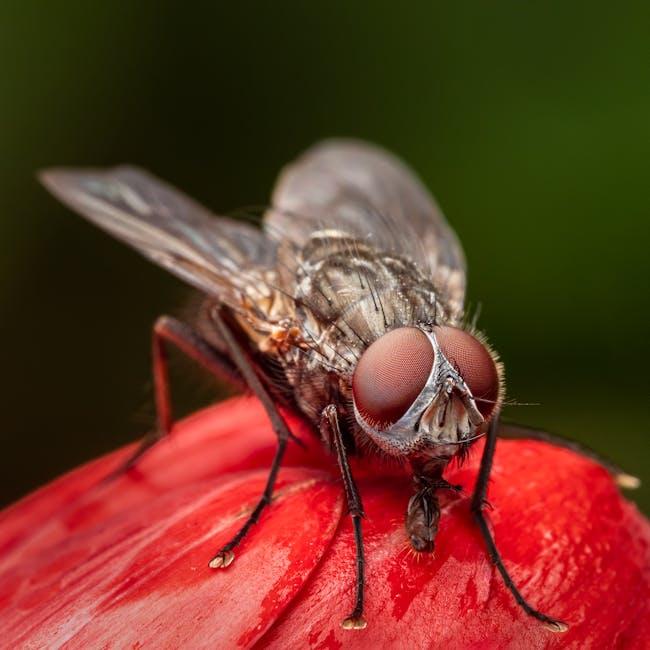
352,327,434,429
433,326,500,419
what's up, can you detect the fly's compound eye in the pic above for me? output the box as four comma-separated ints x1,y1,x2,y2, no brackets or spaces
433,326,500,420
352,327,434,430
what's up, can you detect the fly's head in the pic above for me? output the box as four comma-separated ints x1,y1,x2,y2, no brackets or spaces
351,326,503,458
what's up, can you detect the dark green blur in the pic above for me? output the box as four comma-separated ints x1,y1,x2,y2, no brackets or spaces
1,2,648,511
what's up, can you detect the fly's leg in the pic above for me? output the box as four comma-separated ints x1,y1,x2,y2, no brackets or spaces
105,315,243,480
207,307,295,569
498,422,640,490
321,404,367,630
208,436,288,569
471,413,568,633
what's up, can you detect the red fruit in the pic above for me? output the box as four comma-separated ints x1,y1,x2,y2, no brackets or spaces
0,396,647,649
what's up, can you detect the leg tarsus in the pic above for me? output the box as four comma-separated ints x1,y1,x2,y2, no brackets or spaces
471,505,568,632
340,515,367,630
101,431,162,484
472,414,569,633
208,440,287,569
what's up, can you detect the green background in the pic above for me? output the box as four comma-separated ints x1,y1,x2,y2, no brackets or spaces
1,2,648,511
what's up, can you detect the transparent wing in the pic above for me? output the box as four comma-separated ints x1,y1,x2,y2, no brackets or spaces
265,139,466,311
39,166,276,310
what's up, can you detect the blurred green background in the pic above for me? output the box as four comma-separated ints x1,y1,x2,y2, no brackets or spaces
0,2,648,511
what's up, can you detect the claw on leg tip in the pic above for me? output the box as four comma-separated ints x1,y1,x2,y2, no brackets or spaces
209,550,235,569
544,620,569,633
341,616,367,630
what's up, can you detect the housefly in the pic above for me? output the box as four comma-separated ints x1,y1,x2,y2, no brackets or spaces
40,140,638,631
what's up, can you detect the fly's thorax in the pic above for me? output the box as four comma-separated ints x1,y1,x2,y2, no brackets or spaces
293,230,456,358
351,324,503,458
254,230,467,437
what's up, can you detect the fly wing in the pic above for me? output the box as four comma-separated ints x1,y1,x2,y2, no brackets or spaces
265,139,466,314
39,166,277,313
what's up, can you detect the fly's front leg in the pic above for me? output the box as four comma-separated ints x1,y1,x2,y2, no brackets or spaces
471,413,568,633
105,315,242,479
321,404,367,631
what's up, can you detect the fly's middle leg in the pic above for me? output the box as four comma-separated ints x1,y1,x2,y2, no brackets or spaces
207,307,297,570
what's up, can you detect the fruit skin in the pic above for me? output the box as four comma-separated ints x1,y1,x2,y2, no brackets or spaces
0,396,647,649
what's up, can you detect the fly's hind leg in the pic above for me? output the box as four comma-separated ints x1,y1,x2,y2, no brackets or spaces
108,308,299,569
105,314,243,481
497,422,640,490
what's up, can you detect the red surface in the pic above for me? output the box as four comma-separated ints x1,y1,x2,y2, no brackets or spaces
0,396,647,649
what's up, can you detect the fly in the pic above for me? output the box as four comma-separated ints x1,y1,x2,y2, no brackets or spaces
40,139,638,632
